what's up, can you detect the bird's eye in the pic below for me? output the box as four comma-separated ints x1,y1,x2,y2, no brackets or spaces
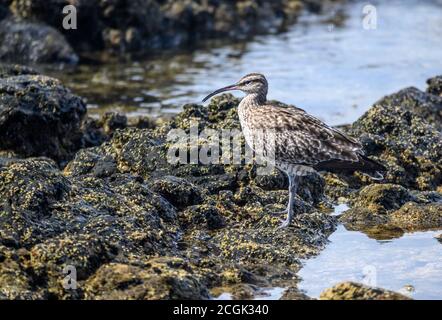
244,81,252,85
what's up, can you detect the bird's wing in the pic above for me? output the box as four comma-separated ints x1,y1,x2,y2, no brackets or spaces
249,105,363,165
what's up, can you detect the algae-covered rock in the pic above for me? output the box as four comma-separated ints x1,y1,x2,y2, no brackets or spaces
350,184,414,214
280,287,312,300
319,282,411,300
340,183,442,236
0,245,45,300
99,112,128,135
388,202,442,231
0,73,86,165
0,157,182,298
336,83,442,237
374,87,442,129
150,176,203,209
0,158,71,247
180,204,226,231
84,258,210,300
351,87,442,190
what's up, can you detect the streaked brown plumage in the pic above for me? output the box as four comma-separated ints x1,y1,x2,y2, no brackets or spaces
203,73,385,228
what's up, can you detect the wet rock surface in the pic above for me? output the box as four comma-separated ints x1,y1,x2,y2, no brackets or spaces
319,282,412,300
0,71,441,299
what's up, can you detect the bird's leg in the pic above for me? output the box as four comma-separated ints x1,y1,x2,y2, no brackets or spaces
278,174,299,229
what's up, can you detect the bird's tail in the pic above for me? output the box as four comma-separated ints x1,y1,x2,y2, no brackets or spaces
357,154,387,175
313,154,386,179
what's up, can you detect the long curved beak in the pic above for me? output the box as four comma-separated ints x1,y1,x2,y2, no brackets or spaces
202,84,238,102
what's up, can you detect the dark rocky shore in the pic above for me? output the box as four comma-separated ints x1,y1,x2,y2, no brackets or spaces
0,64,441,299
0,0,341,63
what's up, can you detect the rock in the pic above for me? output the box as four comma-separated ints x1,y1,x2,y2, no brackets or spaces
350,184,414,214
340,184,442,236
6,0,309,54
254,167,288,191
29,233,118,298
0,18,78,64
213,211,336,267
0,157,181,298
388,202,442,231
91,156,117,178
280,287,312,300
99,112,128,135
0,73,86,165
30,234,117,280
212,283,257,300
84,258,210,300
0,245,46,299
81,113,156,150
0,63,38,78
351,87,442,190
128,116,157,130
150,176,203,209
427,75,442,97
81,117,109,148
0,158,70,215
375,87,442,129
320,282,412,300
180,205,226,230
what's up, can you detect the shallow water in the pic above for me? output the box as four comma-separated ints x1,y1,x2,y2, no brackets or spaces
298,225,442,300
213,205,442,300
45,0,442,125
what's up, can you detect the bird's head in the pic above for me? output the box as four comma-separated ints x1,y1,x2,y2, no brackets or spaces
202,73,268,102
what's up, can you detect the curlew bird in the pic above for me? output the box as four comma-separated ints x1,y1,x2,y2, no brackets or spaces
203,73,385,228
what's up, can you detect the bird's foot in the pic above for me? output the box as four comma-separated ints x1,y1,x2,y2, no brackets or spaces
277,216,303,229
277,218,291,229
